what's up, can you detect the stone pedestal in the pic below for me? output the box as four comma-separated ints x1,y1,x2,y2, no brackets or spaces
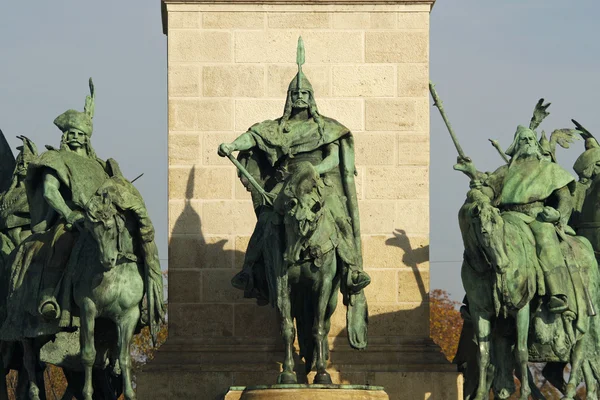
224,385,389,400
141,0,464,399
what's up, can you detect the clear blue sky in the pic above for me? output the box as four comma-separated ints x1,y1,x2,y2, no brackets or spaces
1,1,598,302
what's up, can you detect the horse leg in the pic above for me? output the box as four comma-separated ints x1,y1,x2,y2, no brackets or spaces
21,340,40,400
526,367,545,400
80,299,97,400
514,303,531,400
563,338,585,400
472,311,492,400
312,256,334,385
117,307,140,400
582,361,597,400
276,277,297,384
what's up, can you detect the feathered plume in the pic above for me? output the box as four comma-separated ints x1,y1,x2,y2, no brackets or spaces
16,135,38,157
572,118,599,150
84,77,95,119
549,128,580,155
529,98,551,131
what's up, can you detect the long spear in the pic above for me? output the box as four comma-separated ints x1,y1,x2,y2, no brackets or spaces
429,81,470,162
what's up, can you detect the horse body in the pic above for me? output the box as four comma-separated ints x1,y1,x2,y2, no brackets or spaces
75,199,144,400
274,163,348,385
17,187,146,400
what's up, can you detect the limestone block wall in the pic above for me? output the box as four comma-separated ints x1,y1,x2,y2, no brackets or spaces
166,0,432,348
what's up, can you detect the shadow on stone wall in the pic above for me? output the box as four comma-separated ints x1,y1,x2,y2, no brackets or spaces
167,167,246,337
163,171,457,398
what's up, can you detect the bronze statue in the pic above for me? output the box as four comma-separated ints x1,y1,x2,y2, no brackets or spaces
218,37,370,384
431,84,600,400
0,79,165,400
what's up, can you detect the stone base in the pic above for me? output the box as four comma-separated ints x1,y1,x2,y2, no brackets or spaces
135,337,464,400
224,385,389,400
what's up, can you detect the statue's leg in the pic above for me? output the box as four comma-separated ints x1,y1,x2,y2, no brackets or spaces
21,340,40,400
472,311,492,400
514,303,531,400
312,253,334,385
276,276,297,384
116,307,140,400
564,336,585,400
79,298,97,400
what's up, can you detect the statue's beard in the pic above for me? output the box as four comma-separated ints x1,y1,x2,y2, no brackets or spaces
68,140,84,148
292,99,309,109
514,143,541,161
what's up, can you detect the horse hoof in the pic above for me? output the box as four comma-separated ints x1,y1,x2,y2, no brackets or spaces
314,371,332,385
277,372,297,384
495,388,511,400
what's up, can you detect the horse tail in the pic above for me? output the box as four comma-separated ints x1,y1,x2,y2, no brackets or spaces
142,241,165,345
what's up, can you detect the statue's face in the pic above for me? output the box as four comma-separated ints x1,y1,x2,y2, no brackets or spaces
516,131,539,157
291,89,310,110
66,128,87,150
15,157,28,179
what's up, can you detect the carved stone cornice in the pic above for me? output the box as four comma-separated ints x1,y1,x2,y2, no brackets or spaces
161,0,436,34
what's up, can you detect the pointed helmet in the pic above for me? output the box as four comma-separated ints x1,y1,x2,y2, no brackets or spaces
286,36,314,95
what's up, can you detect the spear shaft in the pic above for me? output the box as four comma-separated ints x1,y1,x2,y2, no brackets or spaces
429,81,469,161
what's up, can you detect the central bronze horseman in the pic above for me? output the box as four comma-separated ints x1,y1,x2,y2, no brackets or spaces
218,37,370,384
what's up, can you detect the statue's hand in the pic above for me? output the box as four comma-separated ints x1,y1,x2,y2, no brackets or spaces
453,156,477,179
65,210,84,231
539,206,560,223
218,143,235,157
469,179,483,190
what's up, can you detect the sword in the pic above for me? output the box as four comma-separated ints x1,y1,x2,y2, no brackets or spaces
226,154,275,207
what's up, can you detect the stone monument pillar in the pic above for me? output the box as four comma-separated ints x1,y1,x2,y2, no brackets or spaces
137,1,463,398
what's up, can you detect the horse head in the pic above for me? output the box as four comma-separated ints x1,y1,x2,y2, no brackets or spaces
467,189,510,274
281,162,325,264
84,189,125,270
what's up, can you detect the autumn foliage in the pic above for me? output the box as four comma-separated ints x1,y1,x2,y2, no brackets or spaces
429,289,463,361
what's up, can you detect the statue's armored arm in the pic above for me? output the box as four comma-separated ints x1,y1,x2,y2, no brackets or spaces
554,185,573,227
218,131,257,157
42,171,80,224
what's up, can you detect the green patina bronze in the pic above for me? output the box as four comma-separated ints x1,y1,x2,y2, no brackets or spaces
0,79,165,400
431,83,600,400
218,37,370,385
